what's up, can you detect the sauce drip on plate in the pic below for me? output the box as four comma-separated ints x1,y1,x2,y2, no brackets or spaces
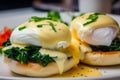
51,64,102,78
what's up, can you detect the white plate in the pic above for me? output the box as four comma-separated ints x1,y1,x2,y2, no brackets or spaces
0,9,120,80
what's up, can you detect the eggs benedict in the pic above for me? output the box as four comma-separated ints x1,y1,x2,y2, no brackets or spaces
71,12,120,66
3,16,80,77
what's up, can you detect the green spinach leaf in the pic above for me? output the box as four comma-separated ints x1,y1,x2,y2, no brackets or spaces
90,37,120,52
4,46,55,66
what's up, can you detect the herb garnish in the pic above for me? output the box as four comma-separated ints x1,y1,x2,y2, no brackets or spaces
18,26,26,31
47,11,62,22
49,22,57,32
37,24,43,28
29,16,51,22
47,11,68,26
4,46,55,66
90,37,120,52
83,13,105,26
71,13,85,20
71,15,76,20
37,24,48,28
29,11,68,26
80,13,85,16
37,22,57,32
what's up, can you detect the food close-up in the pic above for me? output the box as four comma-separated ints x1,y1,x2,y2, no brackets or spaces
0,11,120,79
71,12,120,66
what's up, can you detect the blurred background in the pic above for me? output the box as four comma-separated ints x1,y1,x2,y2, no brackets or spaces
0,0,120,14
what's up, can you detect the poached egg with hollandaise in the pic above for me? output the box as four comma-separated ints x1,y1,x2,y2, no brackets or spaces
71,12,120,66
3,16,81,77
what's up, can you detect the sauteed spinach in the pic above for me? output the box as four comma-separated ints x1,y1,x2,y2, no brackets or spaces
90,37,120,52
4,46,55,66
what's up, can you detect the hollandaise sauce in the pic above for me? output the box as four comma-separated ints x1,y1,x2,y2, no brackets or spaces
51,64,102,78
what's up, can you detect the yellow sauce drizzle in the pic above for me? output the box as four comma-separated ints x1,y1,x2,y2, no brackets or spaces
51,64,102,78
